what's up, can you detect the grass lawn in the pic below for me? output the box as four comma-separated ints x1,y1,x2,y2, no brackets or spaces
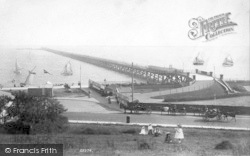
0,124,249,156
154,82,248,102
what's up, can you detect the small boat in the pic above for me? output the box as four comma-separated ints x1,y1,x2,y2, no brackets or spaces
14,59,22,74
223,55,233,67
61,61,73,76
193,53,204,65
20,66,36,87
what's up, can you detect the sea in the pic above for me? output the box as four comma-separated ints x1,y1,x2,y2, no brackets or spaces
0,46,249,88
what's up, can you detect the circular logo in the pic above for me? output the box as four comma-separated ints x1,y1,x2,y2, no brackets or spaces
5,148,11,153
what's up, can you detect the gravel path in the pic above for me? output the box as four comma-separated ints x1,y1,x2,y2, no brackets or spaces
64,112,250,129
58,99,119,113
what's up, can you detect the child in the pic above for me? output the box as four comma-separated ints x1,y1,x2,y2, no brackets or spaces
174,124,184,143
164,132,172,143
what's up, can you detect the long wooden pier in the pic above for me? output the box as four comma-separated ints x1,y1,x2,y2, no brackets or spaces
42,48,193,85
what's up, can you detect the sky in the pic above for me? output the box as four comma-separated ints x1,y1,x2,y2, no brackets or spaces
0,0,249,80
0,0,249,47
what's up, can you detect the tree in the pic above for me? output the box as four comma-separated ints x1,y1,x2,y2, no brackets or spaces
0,95,12,124
3,91,68,134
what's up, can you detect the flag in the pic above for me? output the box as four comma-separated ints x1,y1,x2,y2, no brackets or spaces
44,69,51,75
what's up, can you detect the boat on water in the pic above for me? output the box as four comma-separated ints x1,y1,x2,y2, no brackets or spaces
193,53,204,65
14,59,22,74
223,55,233,67
20,67,36,87
61,61,73,76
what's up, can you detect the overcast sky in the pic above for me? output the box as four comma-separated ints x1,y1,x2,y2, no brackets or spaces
0,0,249,47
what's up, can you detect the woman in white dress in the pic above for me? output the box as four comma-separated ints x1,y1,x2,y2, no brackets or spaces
174,124,184,143
139,126,148,135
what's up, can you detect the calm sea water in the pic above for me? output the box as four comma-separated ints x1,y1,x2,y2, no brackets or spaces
0,46,249,87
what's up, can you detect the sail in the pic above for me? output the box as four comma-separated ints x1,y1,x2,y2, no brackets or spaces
24,71,35,85
20,66,36,87
14,60,22,74
62,61,73,76
223,55,233,67
193,53,204,65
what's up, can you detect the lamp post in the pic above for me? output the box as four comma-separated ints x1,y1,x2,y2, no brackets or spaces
214,94,216,105
80,65,82,89
132,62,134,102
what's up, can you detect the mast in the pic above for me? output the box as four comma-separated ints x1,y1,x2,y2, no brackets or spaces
15,60,18,70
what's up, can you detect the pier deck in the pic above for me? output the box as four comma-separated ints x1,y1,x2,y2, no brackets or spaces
42,48,193,85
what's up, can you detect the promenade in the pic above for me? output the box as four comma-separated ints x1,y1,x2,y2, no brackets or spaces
58,95,250,130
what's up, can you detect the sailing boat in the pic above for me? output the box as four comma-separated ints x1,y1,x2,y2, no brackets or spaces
61,61,73,76
20,66,36,87
14,59,22,74
223,55,233,67
193,53,204,65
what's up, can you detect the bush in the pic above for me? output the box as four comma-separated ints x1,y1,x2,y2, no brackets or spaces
3,91,69,134
82,128,96,135
81,127,112,135
215,140,234,150
138,142,151,150
122,129,137,134
32,116,69,134
3,121,31,134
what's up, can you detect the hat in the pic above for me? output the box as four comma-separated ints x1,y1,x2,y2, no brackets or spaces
177,124,182,128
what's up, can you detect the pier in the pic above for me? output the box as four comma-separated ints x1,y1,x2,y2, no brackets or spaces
42,48,193,85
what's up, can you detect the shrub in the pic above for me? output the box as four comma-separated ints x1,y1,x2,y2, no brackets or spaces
81,127,112,135
82,128,96,135
122,129,137,134
4,121,31,134
3,91,69,134
138,142,151,150
215,140,234,150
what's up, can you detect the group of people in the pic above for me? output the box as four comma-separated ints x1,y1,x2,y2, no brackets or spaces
139,124,184,144
139,124,162,137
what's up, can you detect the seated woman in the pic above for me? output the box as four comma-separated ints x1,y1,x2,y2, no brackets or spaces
148,124,154,135
139,126,148,135
153,127,162,137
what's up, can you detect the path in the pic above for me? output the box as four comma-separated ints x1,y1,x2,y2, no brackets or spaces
64,112,250,129
58,97,250,129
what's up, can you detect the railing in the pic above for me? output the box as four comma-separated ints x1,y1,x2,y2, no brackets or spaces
214,78,229,93
221,80,234,93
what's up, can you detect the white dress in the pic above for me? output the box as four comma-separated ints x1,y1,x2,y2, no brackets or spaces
139,126,148,135
174,128,184,139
